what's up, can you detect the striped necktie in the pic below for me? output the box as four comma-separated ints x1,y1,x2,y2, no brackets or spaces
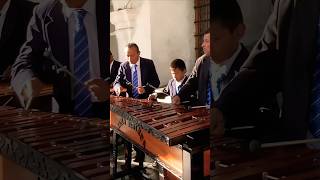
309,18,320,137
206,76,212,106
73,9,92,117
132,64,139,98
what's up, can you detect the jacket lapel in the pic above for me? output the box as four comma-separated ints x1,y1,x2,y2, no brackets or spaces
45,0,69,68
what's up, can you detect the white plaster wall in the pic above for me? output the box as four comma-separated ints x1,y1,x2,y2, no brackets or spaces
110,0,195,87
150,0,195,87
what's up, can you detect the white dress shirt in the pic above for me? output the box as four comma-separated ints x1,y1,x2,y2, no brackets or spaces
61,0,100,80
210,44,242,100
0,0,11,39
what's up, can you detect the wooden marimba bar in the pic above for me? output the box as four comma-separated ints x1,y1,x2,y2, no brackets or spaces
0,82,53,110
110,95,210,179
211,136,320,179
0,106,109,180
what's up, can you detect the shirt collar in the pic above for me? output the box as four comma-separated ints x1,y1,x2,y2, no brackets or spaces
60,0,95,20
0,0,11,16
212,44,242,76
129,57,141,68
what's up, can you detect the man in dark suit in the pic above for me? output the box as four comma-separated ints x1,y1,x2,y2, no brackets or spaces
10,0,108,119
173,0,248,106
109,50,121,85
113,43,160,99
0,0,36,80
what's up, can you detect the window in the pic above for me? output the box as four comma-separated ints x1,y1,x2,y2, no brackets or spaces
194,0,210,58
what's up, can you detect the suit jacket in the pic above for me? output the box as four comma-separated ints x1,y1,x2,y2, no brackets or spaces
110,60,121,84
214,0,320,141
164,74,189,97
178,44,249,106
114,57,160,99
11,0,108,119
0,0,36,76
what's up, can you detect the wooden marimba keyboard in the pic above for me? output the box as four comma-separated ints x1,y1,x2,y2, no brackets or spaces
0,82,53,110
211,136,320,179
0,106,109,180
110,96,210,179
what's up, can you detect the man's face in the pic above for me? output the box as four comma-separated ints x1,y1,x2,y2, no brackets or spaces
170,68,185,82
202,33,210,56
211,22,243,64
126,47,140,64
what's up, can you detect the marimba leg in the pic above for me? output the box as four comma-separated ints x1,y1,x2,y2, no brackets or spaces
183,149,205,179
112,132,119,175
124,140,132,170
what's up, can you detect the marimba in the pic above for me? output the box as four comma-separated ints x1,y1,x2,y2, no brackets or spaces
211,136,320,179
0,106,109,180
0,82,53,110
110,96,210,179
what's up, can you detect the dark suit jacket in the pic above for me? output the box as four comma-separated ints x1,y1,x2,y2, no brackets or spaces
114,57,160,99
0,0,36,76
164,74,189,97
110,60,121,84
214,0,320,141
11,0,108,119
178,44,249,106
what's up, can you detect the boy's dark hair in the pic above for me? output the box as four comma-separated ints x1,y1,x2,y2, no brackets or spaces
213,0,244,32
170,59,186,71
127,43,140,53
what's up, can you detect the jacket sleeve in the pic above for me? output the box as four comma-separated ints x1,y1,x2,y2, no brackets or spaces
11,5,46,95
177,59,200,102
145,60,160,95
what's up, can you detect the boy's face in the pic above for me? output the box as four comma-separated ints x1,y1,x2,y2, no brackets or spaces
170,68,185,82
211,22,244,64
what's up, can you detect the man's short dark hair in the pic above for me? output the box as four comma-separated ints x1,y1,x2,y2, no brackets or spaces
204,28,210,35
213,0,244,32
127,43,140,53
170,59,186,71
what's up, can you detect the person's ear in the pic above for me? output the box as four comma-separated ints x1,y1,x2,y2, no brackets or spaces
234,23,246,40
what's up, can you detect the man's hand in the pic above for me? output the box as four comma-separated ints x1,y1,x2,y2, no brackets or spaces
210,107,225,136
113,85,126,96
85,78,109,102
21,77,44,109
172,95,181,105
137,86,145,94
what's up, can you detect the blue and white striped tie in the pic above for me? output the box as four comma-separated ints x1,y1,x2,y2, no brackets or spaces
132,64,139,98
206,77,212,106
310,18,320,137
73,9,92,117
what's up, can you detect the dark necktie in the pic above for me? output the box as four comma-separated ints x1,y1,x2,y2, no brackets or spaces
206,74,212,106
132,64,139,98
73,9,92,117
309,17,320,137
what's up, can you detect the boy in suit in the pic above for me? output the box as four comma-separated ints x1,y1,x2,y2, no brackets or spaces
109,50,121,85
173,0,248,106
149,58,188,101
